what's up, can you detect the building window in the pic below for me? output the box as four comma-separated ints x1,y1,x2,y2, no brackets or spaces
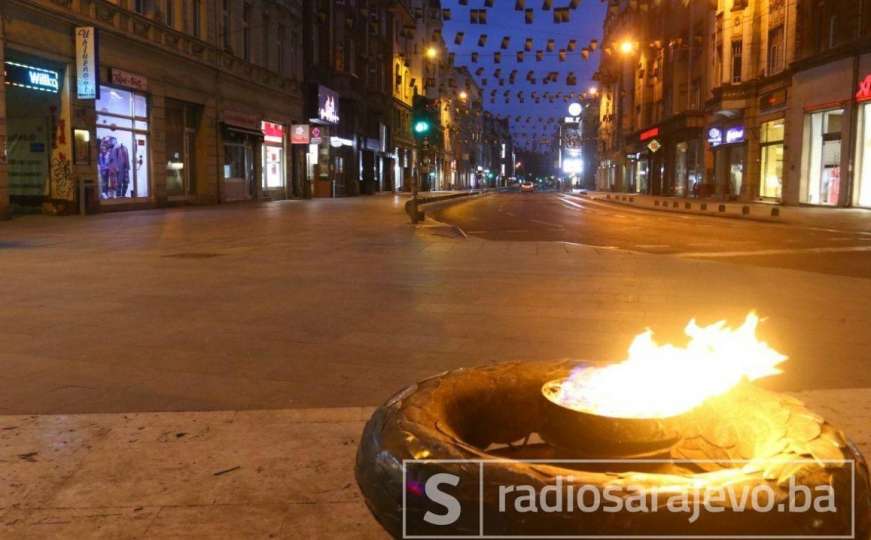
262,13,270,68
242,3,252,62
134,0,145,14
731,40,743,83
222,0,231,50
192,0,201,38
803,109,844,205
767,26,784,75
165,0,174,28
277,23,286,75
855,102,871,208
759,119,784,199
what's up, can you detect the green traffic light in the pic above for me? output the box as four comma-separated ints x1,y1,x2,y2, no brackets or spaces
414,120,431,135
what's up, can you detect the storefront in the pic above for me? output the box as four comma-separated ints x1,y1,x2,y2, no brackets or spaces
673,139,704,197
220,110,262,202
96,82,150,201
708,124,746,200
165,98,201,199
261,121,286,199
801,107,844,206
759,118,785,200
5,53,70,209
852,75,871,208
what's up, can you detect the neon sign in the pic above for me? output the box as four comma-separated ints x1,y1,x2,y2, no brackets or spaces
4,61,59,93
640,127,660,141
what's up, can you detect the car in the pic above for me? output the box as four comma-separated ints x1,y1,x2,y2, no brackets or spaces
520,181,535,193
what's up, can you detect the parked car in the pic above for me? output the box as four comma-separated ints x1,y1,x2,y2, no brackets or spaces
520,181,535,193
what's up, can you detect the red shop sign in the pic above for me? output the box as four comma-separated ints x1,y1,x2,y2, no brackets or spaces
261,121,284,144
857,74,871,103
640,127,660,141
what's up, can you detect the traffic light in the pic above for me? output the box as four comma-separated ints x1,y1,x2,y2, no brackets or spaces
411,95,439,140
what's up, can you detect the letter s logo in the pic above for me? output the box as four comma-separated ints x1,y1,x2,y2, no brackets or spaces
423,473,462,526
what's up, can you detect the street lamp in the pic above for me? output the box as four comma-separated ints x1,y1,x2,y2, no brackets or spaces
458,90,468,101
589,86,598,96
425,46,439,60
618,39,638,56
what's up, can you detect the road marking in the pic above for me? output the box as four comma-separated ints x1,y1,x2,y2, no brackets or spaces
529,219,565,230
679,245,871,258
558,197,585,210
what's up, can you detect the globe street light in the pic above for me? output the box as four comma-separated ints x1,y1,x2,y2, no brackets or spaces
425,46,439,60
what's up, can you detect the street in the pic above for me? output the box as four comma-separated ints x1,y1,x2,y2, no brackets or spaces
1,194,870,537
433,192,871,279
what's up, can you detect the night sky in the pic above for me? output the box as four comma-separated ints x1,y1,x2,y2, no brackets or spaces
441,1,606,151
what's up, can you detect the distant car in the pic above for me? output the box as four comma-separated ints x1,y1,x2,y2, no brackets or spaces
520,182,535,193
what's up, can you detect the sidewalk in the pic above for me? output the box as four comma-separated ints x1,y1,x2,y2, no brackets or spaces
576,190,871,233
0,388,868,539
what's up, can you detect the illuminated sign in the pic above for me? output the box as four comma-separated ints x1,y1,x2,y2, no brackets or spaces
261,121,284,144
568,102,582,116
4,61,59,93
75,27,98,99
726,126,745,144
858,74,871,103
640,127,660,141
317,85,340,124
290,124,310,144
707,128,723,146
647,139,662,153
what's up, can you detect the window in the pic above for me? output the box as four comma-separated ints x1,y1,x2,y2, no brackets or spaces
192,0,201,37
804,109,844,205
759,119,784,199
262,13,270,68
277,24,286,75
242,3,251,61
165,0,174,28
95,86,150,200
222,0,231,50
731,40,743,83
134,0,145,14
767,26,784,75
855,103,871,207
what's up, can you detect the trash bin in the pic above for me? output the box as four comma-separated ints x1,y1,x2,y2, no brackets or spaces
79,178,99,215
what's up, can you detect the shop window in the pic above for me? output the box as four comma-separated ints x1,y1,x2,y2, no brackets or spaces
804,109,843,206
759,119,784,199
856,102,871,208
96,86,149,200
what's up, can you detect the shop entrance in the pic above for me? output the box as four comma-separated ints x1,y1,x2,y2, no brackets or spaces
5,56,65,208
165,99,201,198
222,128,260,202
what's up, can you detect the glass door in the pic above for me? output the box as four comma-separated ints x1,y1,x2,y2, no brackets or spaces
805,109,843,205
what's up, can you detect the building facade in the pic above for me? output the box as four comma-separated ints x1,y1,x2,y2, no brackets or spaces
592,0,871,210
0,0,305,217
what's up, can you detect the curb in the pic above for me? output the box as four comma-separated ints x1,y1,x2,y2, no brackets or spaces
574,191,783,222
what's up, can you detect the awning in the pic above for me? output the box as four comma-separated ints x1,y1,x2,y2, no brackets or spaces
221,123,264,139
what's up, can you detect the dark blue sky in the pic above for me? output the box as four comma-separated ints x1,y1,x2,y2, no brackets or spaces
442,1,606,151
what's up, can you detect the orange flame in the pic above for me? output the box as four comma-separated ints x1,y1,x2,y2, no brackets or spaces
552,313,787,419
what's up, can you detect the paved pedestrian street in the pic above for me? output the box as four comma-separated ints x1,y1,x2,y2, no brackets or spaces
1,194,870,537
